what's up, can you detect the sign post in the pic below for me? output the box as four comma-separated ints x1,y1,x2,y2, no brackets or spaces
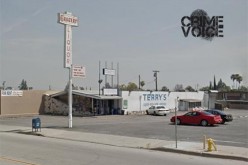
58,11,78,128
175,97,179,148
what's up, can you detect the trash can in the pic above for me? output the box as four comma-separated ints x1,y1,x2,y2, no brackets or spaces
32,118,41,132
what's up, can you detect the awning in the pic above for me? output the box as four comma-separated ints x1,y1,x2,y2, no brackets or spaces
179,99,202,103
48,90,122,100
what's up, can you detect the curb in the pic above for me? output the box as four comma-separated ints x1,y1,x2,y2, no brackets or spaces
4,128,248,162
152,147,248,162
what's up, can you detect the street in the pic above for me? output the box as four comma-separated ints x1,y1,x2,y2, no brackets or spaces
0,132,247,165
0,109,247,147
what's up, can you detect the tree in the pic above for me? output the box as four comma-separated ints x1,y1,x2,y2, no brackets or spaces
217,79,224,90
161,86,170,91
213,75,217,90
230,74,236,88
18,79,28,90
126,82,138,91
140,81,145,90
209,81,212,90
239,86,248,92
217,79,231,92
119,84,127,90
105,82,111,88
199,86,210,91
230,74,241,89
185,86,195,92
236,75,243,89
174,84,184,92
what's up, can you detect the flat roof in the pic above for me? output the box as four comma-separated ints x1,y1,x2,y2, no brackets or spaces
48,90,122,100
179,99,202,102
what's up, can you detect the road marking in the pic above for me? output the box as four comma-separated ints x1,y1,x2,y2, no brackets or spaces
0,156,39,165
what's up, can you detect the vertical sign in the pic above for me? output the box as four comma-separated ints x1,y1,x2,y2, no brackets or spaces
65,25,72,68
58,12,78,68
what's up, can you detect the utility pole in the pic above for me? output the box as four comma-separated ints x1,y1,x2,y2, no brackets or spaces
153,70,159,91
98,61,103,96
138,75,141,90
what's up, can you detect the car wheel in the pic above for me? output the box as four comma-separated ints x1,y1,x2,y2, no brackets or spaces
201,120,208,126
146,110,149,115
176,119,181,125
221,120,226,124
164,114,167,116
153,111,156,116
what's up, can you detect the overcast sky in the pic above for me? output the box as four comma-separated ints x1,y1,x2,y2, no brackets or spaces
0,0,247,90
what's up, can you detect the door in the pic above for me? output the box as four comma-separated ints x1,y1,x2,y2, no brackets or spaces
183,112,200,124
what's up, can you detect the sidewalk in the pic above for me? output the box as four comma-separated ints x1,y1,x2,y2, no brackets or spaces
1,125,247,162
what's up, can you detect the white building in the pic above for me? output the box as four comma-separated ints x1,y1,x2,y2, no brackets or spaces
121,91,206,114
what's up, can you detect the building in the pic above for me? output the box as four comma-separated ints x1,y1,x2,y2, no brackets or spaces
1,89,246,117
44,90,122,116
216,91,248,109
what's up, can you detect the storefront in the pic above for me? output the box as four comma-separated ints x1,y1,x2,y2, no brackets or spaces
178,99,202,111
45,90,122,116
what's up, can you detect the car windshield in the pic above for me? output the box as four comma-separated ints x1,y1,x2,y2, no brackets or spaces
156,106,165,109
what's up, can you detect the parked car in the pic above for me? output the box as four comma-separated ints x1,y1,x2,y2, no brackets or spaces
205,109,233,124
146,105,170,116
170,111,222,126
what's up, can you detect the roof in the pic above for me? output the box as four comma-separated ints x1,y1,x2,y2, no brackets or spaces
47,90,122,100
179,99,202,103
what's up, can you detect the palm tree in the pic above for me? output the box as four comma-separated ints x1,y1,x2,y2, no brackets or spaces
236,75,243,89
231,74,241,89
230,74,236,89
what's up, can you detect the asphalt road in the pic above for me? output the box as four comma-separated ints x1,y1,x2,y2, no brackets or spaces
0,109,247,147
1,132,247,165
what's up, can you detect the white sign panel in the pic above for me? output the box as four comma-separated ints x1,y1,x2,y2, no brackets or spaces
103,68,116,76
72,65,86,78
65,25,72,68
103,88,118,95
58,13,79,26
1,90,23,96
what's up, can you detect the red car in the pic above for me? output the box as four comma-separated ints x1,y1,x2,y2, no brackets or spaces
170,111,222,126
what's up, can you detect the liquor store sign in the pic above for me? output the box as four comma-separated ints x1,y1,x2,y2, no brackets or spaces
58,12,79,68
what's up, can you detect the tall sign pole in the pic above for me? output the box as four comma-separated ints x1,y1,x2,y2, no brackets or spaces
58,11,79,128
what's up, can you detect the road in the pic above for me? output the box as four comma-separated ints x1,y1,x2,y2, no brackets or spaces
1,109,247,147
0,132,247,165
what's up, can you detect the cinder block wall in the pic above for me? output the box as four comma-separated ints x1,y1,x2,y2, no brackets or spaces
0,90,46,116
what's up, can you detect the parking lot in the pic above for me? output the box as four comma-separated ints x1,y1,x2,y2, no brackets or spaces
0,109,247,148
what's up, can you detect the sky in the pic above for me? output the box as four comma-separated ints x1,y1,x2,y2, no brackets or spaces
0,0,247,91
